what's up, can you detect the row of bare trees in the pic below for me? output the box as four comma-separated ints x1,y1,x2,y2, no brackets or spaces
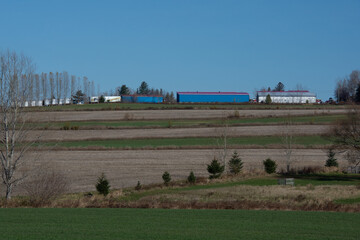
28,72,96,104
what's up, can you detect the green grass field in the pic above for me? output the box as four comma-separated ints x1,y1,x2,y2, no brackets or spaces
33,114,345,129
43,135,331,149
27,102,344,111
0,208,358,240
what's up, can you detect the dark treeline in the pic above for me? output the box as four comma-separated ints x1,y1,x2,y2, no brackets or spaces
334,70,360,102
106,81,176,103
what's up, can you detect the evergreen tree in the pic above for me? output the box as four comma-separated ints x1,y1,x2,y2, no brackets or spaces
119,85,130,95
162,171,171,185
228,151,243,174
99,95,105,103
265,94,272,104
274,82,285,91
263,158,277,174
187,171,196,184
207,158,225,179
325,149,338,167
138,81,150,95
72,90,85,104
95,173,110,196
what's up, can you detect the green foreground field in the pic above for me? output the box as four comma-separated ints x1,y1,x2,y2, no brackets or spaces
43,135,331,149
0,208,358,240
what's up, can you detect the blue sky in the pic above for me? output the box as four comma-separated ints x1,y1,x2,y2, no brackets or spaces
1,0,359,100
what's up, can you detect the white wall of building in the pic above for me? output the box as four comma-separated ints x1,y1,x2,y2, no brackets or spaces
258,96,316,104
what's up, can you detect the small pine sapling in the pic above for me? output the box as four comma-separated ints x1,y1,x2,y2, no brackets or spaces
228,151,243,174
187,171,196,184
207,158,225,179
135,181,142,191
162,171,171,186
96,173,110,196
263,158,277,174
325,149,338,167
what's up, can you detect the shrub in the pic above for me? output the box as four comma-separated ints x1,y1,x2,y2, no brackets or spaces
135,181,142,191
62,122,70,130
187,171,196,184
263,158,277,174
207,158,225,179
162,171,171,186
325,149,338,167
228,151,243,174
22,166,69,207
70,125,79,130
96,173,110,196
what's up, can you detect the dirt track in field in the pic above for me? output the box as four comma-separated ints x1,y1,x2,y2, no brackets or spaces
18,149,346,193
27,109,347,122
30,125,330,141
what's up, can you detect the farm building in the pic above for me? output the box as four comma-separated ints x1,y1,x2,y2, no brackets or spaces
90,96,121,103
121,95,163,103
177,92,250,103
256,91,317,104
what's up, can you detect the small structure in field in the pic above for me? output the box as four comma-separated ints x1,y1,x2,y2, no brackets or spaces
278,178,295,186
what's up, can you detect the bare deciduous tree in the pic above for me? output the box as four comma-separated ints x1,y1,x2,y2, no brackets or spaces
41,72,48,102
49,72,55,104
215,118,231,172
34,74,40,104
282,116,295,172
0,50,37,199
63,71,69,102
70,75,76,100
331,107,360,167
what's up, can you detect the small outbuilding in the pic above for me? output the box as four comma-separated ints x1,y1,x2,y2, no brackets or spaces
256,91,316,104
177,92,250,103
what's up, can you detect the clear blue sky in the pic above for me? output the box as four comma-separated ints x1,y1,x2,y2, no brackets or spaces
1,0,359,100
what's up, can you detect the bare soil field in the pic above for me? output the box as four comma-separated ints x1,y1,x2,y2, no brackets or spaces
17,149,347,193
27,109,347,122
28,125,330,141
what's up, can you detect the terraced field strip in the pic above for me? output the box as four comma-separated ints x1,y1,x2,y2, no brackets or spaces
39,135,331,149
30,114,346,129
0,208,358,240
28,125,330,141
27,109,348,122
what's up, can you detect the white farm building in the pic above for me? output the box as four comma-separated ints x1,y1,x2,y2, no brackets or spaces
256,91,317,104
